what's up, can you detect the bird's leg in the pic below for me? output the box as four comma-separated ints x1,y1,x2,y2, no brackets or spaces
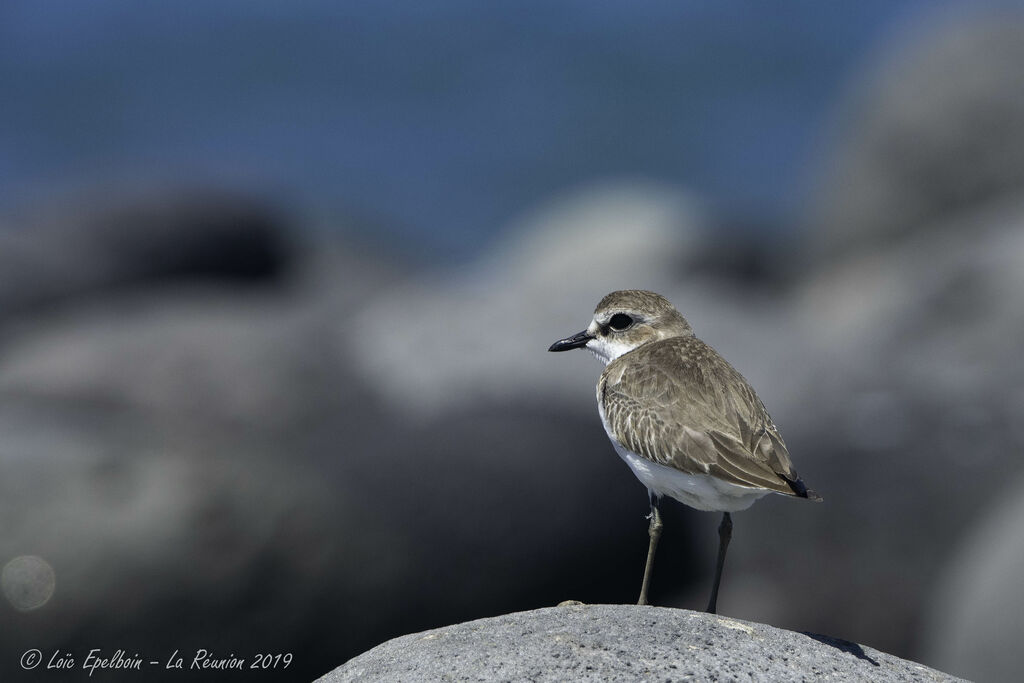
706,511,732,614
637,492,662,606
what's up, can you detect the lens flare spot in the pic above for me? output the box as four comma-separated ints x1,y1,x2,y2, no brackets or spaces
2,556,56,611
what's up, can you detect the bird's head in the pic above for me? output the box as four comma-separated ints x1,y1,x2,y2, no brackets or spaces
548,290,693,365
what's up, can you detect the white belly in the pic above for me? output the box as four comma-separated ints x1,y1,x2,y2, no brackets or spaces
616,447,769,512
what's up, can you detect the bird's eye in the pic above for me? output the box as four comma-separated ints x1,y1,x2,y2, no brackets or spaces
608,313,633,331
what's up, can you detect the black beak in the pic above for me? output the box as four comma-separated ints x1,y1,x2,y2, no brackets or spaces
548,330,593,352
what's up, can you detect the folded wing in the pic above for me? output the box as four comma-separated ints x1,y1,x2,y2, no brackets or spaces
599,337,812,498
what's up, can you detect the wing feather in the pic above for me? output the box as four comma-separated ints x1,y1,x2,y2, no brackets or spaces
599,336,800,496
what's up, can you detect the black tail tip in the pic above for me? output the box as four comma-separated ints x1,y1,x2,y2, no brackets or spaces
786,476,823,502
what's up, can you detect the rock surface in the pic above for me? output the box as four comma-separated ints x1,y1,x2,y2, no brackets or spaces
319,605,961,683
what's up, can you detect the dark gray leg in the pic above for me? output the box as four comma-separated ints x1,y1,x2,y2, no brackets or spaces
706,512,732,614
637,493,662,606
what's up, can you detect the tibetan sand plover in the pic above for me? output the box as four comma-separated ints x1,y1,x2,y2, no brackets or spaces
549,289,820,612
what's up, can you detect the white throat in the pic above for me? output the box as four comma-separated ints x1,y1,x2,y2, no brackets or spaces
585,337,637,365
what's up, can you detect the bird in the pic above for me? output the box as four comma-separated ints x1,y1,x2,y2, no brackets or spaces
548,289,820,612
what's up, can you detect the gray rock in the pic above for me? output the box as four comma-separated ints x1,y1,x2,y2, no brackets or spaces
0,237,693,681
922,474,1024,682
331,172,1024,669
752,196,1024,661
0,188,290,317
319,604,962,682
806,8,1024,259
346,180,707,419
5,171,1023,680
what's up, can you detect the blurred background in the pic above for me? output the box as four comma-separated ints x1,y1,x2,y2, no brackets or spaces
2,1,1023,680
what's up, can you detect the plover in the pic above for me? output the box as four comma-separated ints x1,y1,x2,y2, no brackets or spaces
549,290,820,612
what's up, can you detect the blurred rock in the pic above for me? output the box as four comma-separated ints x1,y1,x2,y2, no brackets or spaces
3,152,1023,681
806,8,1024,258
921,474,1024,682
0,211,702,681
346,181,710,419
0,401,344,672
766,8,1024,659
319,604,963,682
0,188,290,317
0,283,363,681
742,196,1024,658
